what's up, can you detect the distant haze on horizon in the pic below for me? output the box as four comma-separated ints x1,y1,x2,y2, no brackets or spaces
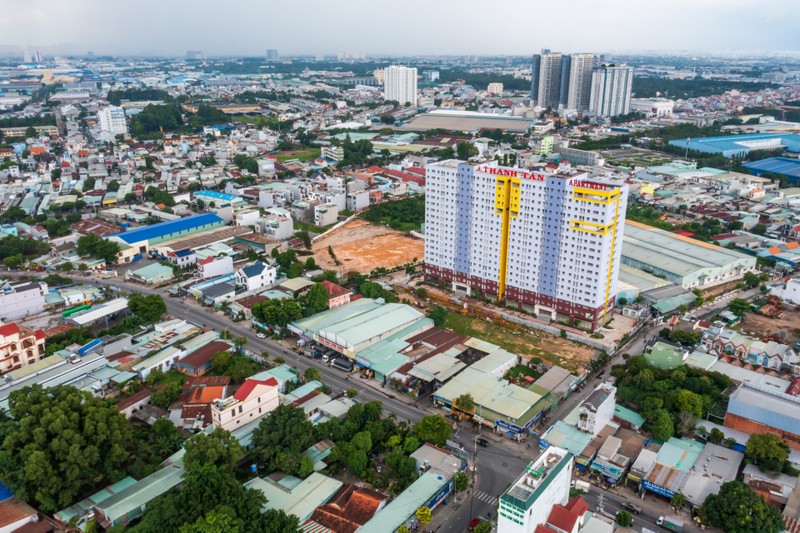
1,0,798,57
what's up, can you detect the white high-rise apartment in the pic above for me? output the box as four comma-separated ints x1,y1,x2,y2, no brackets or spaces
589,64,634,117
383,66,418,106
565,53,595,112
424,161,628,331
97,106,128,136
498,447,573,533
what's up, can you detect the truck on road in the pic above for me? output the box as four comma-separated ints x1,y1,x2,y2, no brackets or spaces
657,516,684,533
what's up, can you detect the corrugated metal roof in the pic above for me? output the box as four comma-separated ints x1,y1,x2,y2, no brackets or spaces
728,385,800,435
359,473,449,533
95,462,184,523
111,213,223,244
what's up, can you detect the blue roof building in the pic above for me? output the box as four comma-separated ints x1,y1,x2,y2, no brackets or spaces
744,157,800,184
109,213,224,247
193,190,245,206
668,133,800,158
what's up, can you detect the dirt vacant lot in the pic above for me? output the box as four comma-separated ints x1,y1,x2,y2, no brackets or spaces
739,308,800,342
313,219,424,274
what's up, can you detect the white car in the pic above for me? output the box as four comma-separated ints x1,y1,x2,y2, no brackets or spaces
256,333,266,339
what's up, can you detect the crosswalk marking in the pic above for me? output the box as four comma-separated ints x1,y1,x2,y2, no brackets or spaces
476,491,498,505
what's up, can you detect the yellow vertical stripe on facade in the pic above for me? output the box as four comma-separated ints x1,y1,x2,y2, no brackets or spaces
494,177,519,301
602,193,621,325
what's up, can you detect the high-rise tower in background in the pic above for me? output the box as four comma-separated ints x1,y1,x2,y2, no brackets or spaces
565,53,595,112
590,64,634,117
383,66,418,106
530,51,563,108
531,51,596,112
424,160,628,331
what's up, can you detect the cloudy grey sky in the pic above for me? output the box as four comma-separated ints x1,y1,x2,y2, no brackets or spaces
1,0,798,56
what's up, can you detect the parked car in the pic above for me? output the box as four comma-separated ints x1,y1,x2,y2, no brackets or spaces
469,518,483,531
477,437,490,448
256,332,266,339
621,502,641,514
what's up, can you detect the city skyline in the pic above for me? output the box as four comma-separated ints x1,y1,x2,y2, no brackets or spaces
1,0,799,57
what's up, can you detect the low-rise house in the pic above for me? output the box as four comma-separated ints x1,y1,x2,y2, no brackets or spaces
174,340,234,377
116,389,152,419
321,280,351,308
167,248,197,269
197,255,234,279
703,325,797,371
211,376,280,431
127,262,175,285
235,260,276,292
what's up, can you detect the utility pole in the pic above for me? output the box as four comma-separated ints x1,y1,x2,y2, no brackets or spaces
469,434,478,524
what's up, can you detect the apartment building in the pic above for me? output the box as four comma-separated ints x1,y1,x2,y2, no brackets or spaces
498,447,573,533
97,106,128,136
0,322,47,373
424,161,628,330
383,66,418,106
211,377,280,431
589,64,634,117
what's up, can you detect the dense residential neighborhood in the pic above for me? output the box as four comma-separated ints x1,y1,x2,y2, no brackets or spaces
0,15,799,533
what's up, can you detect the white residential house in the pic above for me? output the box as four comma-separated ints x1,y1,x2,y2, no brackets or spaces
234,209,260,227
576,383,616,436
196,255,234,279
235,261,276,292
771,278,800,305
0,281,48,321
211,376,280,431
167,249,197,269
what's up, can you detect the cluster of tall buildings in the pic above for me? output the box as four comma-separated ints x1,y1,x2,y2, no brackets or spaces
424,161,628,331
530,50,633,117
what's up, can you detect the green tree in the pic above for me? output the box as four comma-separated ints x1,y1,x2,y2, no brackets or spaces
250,405,315,473
454,393,476,416
151,381,182,409
616,511,633,527
708,427,725,444
184,427,244,471
427,306,447,328
453,471,468,493
415,506,432,526
303,367,321,383
700,481,783,533
746,433,789,472
129,293,167,324
728,298,751,317
0,385,132,512
674,390,704,418
671,492,688,508
179,505,240,533
412,415,452,447
299,283,330,316
650,409,674,442
3,254,23,269
456,142,478,160
473,522,492,533
76,233,121,264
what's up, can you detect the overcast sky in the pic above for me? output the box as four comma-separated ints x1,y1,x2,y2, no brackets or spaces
1,0,798,56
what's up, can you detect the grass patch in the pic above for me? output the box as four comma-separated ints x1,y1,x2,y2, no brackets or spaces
230,115,261,124
445,311,573,369
275,147,321,162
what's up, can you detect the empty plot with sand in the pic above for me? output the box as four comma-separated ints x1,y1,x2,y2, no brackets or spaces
313,219,423,273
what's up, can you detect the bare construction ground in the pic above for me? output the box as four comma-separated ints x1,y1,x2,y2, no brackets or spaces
313,219,424,274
